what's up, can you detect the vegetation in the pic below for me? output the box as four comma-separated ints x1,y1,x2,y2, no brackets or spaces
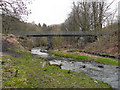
1,0,118,57
62,0,117,32
84,23,118,57
2,15,41,34
50,50,118,66
1,0,32,20
2,34,113,88
2,47,113,88
1,0,119,88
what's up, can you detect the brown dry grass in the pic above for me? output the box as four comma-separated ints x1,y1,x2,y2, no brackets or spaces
84,23,119,57
61,50,99,57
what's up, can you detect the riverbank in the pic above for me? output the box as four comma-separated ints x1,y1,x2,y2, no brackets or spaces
2,34,113,88
50,50,118,66
66,49,119,59
2,49,112,88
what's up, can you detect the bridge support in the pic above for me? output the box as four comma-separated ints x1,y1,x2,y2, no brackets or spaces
47,36,53,50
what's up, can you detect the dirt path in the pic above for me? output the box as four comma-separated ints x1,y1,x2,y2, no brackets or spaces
61,50,99,57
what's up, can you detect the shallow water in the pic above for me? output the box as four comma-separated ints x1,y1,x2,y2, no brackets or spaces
31,47,119,89
31,47,48,58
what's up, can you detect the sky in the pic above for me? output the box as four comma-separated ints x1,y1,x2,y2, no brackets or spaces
26,0,119,26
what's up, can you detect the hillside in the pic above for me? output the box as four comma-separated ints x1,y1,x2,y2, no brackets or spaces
2,34,33,56
84,23,119,57
2,14,41,34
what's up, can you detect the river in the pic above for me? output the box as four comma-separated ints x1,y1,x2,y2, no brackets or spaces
31,47,119,89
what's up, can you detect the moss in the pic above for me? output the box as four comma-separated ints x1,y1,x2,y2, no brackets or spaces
2,34,6,36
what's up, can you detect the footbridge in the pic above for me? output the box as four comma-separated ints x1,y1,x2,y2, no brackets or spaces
8,30,109,49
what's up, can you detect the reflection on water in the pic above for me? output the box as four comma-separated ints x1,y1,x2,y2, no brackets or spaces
31,47,119,89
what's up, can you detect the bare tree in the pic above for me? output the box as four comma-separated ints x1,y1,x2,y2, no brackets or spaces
0,0,33,33
0,0,32,20
64,0,116,31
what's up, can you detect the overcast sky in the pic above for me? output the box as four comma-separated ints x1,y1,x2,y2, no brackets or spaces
26,0,119,26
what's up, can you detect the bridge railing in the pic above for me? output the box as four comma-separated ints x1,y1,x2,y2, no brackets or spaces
7,30,110,36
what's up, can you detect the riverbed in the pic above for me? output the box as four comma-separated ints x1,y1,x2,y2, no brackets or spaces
31,47,119,89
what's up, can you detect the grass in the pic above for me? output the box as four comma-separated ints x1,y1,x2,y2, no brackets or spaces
50,50,118,66
2,34,6,36
67,49,110,55
67,49,83,52
15,48,30,54
2,48,113,88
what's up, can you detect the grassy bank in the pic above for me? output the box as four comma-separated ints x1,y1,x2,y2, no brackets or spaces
2,48,113,88
50,50,118,66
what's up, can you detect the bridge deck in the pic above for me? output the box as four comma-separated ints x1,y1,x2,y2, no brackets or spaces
26,34,97,37
8,30,109,37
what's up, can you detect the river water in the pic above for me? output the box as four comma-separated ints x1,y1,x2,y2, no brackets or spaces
31,47,120,89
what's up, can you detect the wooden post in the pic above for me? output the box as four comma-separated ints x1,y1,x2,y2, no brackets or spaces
47,36,53,50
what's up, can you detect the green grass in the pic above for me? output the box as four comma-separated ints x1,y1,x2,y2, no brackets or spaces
2,49,112,88
67,49,82,52
50,50,118,66
15,48,30,54
67,49,109,55
2,34,6,36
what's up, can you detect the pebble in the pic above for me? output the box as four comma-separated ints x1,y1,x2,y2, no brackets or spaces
94,81,98,83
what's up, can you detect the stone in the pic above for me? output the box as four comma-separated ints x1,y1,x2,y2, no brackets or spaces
42,61,47,68
82,65,86,68
98,65,104,68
